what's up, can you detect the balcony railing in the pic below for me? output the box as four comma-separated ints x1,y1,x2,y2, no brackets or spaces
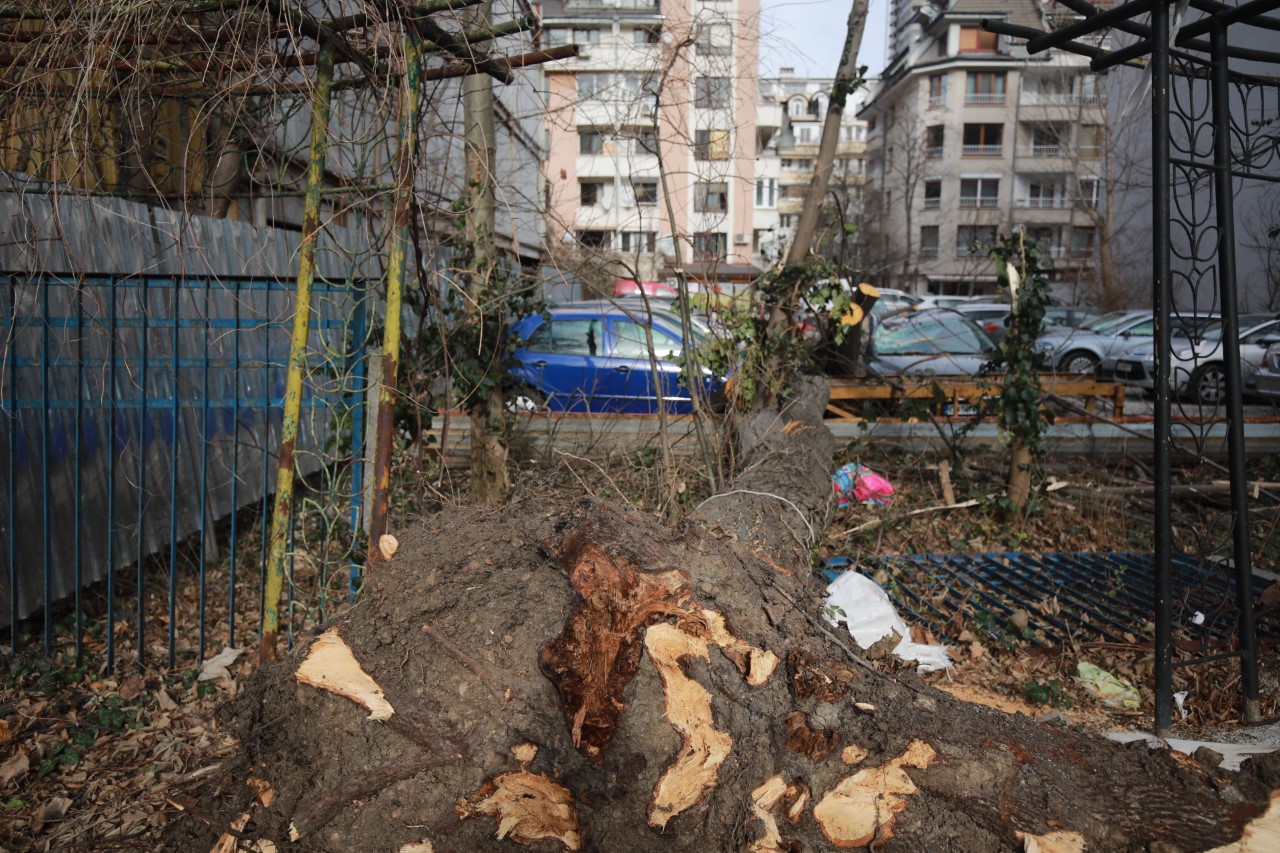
1015,196,1072,209
923,198,940,210
962,144,1003,156
958,196,1000,209
928,95,946,108
965,92,1006,105
925,145,943,159
919,246,939,258
1020,145,1062,157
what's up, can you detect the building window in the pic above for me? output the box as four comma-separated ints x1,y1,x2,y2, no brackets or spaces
572,28,600,44
927,73,947,108
788,97,808,117
578,73,610,100
579,129,605,154
959,25,999,53
956,225,998,257
1028,125,1062,156
634,25,661,44
1077,177,1099,207
755,178,777,208
1070,226,1097,257
580,181,604,206
696,23,732,55
966,72,1006,104
1023,180,1063,208
780,158,813,171
797,125,818,144
959,177,999,208
621,231,656,253
925,125,944,158
544,28,569,47
625,127,657,155
1079,125,1103,158
633,180,658,205
779,214,794,229
693,231,727,257
695,129,730,160
962,123,1003,156
696,77,731,108
920,225,939,258
923,179,941,210
577,230,609,248
695,181,729,213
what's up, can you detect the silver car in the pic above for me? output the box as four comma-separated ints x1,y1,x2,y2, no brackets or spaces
1112,317,1280,404
1038,310,1218,375
1257,341,1280,400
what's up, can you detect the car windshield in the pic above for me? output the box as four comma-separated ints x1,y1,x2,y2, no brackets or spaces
1080,311,1138,333
874,312,990,355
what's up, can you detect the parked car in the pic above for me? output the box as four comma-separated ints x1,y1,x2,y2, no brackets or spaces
951,303,1012,345
508,301,720,414
1112,317,1280,404
1037,310,1218,375
1256,340,1280,400
1043,307,1102,329
864,308,996,378
1102,312,1273,386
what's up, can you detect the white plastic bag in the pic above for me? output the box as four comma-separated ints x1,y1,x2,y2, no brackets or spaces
824,571,952,672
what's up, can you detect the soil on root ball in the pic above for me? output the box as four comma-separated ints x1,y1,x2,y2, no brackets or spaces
165,496,1280,853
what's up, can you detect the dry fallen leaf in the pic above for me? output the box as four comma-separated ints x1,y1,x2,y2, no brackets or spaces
0,750,29,786
199,648,244,682
156,688,179,712
379,534,399,560
119,675,146,702
32,796,72,834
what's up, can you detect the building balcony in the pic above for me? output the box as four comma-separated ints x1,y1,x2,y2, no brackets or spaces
928,95,946,109
925,146,943,159
958,196,1000,209
919,246,939,259
965,93,1006,105
1015,196,1073,209
1019,145,1063,157
923,198,940,210
961,145,1003,157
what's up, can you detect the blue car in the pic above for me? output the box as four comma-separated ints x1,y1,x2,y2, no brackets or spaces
508,301,720,414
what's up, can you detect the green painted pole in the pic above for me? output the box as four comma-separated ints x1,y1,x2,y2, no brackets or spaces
367,31,422,559
259,44,334,663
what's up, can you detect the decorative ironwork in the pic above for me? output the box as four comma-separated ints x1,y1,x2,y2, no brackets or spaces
985,0,1280,734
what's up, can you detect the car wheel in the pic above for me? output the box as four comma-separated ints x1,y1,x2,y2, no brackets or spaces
506,385,546,413
1059,350,1098,374
1190,363,1226,406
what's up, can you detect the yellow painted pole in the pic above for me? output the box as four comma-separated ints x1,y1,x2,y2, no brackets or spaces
367,31,422,558
259,44,334,663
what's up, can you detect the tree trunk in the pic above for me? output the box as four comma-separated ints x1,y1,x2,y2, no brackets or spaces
462,0,510,505
1006,440,1033,516
168,383,1280,853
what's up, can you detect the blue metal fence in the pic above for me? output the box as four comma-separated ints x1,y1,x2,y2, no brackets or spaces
0,273,370,670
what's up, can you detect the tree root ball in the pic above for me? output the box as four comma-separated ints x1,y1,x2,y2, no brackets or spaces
165,497,1280,852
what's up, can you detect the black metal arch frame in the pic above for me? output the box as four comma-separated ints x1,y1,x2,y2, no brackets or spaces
986,0,1280,734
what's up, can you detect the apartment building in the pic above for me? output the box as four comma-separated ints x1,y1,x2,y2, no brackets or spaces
758,71,870,265
860,0,1109,297
538,0,761,289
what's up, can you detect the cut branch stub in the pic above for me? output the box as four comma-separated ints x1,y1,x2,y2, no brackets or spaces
645,622,734,830
748,775,788,853
539,541,691,762
813,739,936,848
295,627,394,721
789,648,858,703
698,608,780,686
784,710,839,762
456,769,582,851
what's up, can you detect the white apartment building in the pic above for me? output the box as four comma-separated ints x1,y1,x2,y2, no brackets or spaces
758,71,870,266
860,0,1108,297
538,0,762,290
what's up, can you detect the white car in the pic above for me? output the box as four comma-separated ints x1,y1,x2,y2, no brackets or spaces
1112,318,1280,404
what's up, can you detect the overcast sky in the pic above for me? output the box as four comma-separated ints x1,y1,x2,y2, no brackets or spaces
759,0,890,78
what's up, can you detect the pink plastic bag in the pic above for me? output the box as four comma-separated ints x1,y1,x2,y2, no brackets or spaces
832,463,895,508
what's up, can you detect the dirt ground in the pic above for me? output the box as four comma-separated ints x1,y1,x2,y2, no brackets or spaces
2,444,1279,850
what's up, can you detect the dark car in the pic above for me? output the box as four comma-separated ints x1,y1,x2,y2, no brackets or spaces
865,308,997,378
508,301,719,414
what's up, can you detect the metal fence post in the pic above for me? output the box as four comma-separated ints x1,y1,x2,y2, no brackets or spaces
368,32,422,559
259,44,334,663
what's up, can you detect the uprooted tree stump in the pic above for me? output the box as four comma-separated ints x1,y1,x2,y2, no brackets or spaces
168,382,1280,852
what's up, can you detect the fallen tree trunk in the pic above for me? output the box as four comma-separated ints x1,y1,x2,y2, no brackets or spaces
167,384,1280,852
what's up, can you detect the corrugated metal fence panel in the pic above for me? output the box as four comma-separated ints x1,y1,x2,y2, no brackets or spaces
0,274,368,634
0,190,384,280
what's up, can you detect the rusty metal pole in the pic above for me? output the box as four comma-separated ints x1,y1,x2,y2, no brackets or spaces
367,31,422,559
259,44,334,663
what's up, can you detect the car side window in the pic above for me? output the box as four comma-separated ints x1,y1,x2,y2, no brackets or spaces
1126,320,1155,337
1242,325,1278,345
611,320,682,359
525,319,600,355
